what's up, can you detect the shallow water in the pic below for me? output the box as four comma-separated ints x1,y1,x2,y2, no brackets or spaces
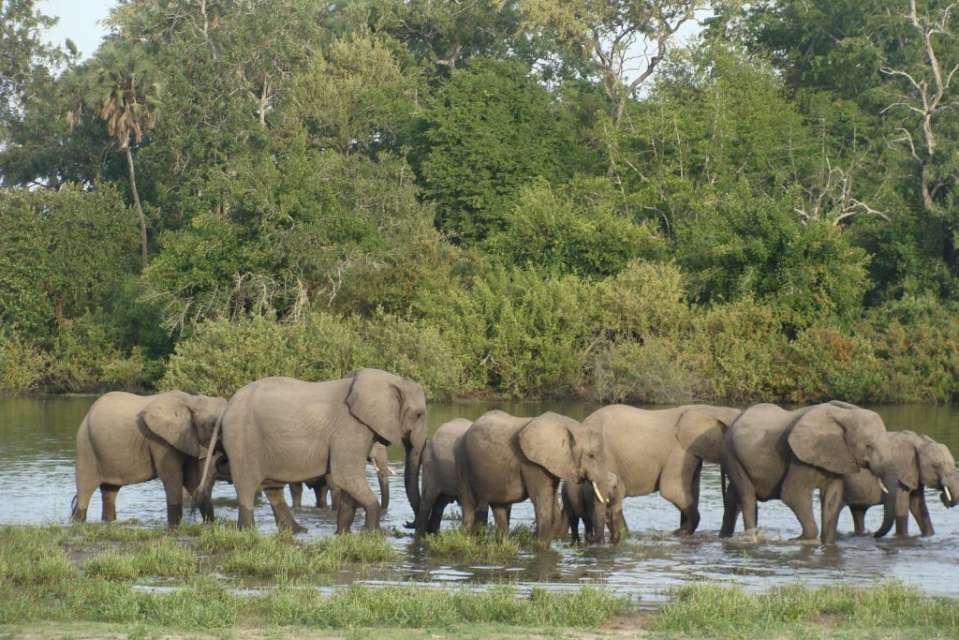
2,396,958,600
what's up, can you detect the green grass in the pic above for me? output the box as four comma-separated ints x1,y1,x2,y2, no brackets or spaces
652,582,959,637
83,538,198,580
422,526,546,563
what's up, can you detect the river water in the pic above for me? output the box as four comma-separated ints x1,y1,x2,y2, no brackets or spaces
2,396,958,601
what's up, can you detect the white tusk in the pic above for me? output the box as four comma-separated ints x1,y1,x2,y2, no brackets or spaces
592,480,607,505
878,480,889,494
945,486,952,503
386,464,396,476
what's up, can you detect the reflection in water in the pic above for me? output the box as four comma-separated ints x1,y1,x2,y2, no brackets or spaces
1,396,958,597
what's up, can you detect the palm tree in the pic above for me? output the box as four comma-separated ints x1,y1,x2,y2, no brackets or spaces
70,43,160,268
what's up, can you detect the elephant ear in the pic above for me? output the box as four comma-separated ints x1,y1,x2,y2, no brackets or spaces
139,393,204,458
676,406,739,463
888,432,921,490
915,434,945,488
787,406,859,475
518,412,578,480
346,368,403,445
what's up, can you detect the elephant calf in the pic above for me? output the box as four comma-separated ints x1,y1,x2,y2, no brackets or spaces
289,443,392,511
845,430,959,537
562,471,626,544
73,391,227,527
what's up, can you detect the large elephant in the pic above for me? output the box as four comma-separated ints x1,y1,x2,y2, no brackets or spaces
72,391,227,527
455,410,608,540
289,443,392,511
845,430,959,537
566,404,741,539
412,418,490,534
562,471,626,544
211,369,427,533
720,402,899,544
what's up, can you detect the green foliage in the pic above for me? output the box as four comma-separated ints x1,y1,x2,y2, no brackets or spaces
486,177,666,277
0,331,46,392
415,58,586,242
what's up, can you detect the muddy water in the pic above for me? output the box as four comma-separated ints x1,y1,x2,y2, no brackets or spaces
2,396,958,600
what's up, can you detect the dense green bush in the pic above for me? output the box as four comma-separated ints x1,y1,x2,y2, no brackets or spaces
0,331,46,392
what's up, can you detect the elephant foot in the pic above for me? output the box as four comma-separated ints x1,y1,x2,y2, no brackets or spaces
402,520,416,530
791,535,819,545
672,527,695,537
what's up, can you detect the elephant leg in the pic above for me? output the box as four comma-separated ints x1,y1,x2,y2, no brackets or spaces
289,482,304,509
336,493,358,534
850,507,868,535
721,452,756,536
458,476,481,533
235,478,259,530
819,479,843,545
156,452,187,528
910,491,934,537
73,475,98,523
414,484,440,535
314,480,329,509
521,464,559,540
491,504,510,539
264,487,306,533
333,472,380,533
427,496,453,534
100,484,120,523
781,465,819,541
661,450,702,535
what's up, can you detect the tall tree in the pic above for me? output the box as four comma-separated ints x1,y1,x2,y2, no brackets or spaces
70,43,160,268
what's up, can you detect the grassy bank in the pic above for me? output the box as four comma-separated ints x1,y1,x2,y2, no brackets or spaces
2,525,958,638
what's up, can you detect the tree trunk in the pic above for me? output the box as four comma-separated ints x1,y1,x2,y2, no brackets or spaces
125,146,148,268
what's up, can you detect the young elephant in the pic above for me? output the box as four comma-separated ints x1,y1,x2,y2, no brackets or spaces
562,471,626,544
289,443,392,511
568,404,740,536
73,391,227,527
456,410,608,540
845,431,959,537
411,418,491,534
721,402,899,544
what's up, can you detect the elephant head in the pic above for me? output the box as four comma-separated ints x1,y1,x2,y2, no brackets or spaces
894,431,959,509
787,403,899,536
138,391,227,459
586,471,625,544
518,412,608,533
346,368,427,516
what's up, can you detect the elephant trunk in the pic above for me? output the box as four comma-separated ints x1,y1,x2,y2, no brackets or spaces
192,414,223,514
377,466,390,512
404,430,426,515
940,472,959,508
873,466,900,538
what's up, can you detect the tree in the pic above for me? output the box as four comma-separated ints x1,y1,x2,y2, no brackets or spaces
69,43,161,268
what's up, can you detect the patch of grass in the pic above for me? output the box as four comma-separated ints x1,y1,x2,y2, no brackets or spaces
266,585,628,628
83,538,197,580
0,526,78,586
311,531,398,564
219,531,396,578
67,523,165,544
194,522,272,553
423,528,522,563
652,582,959,637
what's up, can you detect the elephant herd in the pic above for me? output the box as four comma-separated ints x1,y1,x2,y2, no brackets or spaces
71,369,959,547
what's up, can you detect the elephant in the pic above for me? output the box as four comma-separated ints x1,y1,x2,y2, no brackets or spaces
566,404,741,538
207,369,427,533
720,402,899,544
72,390,227,527
455,410,608,541
562,471,626,544
844,430,959,537
411,418,491,534
289,442,392,511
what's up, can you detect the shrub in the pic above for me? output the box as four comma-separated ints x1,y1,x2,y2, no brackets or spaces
591,337,703,404
594,260,690,340
780,324,887,403
0,331,47,392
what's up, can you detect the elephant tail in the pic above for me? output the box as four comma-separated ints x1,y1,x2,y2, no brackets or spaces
69,493,78,520
193,413,223,514
720,467,728,501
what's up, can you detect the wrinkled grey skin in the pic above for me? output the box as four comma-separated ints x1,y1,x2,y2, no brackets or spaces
845,430,959,537
562,471,626,544
455,410,608,541
289,443,391,511
720,401,899,544
72,391,227,527
410,418,490,534
213,369,427,534
567,404,740,540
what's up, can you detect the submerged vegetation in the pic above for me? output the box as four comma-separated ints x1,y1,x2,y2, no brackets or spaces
2,0,959,403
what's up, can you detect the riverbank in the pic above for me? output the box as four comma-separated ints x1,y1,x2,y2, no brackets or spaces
1,525,958,638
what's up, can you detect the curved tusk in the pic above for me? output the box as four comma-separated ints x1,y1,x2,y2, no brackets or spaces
592,480,607,505
386,464,396,476
945,486,952,503
878,480,889,494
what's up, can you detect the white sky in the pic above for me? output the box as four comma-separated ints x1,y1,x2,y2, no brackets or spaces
41,0,114,59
